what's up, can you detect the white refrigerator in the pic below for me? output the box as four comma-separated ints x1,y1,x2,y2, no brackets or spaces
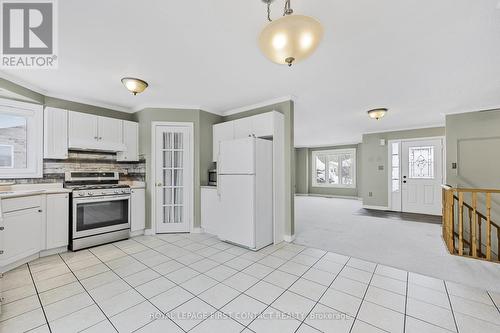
217,137,273,250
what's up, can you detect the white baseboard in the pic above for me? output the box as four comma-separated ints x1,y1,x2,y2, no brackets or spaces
295,193,361,200
144,228,155,236
283,234,295,243
40,246,67,257
191,227,203,234
129,230,145,237
362,205,389,211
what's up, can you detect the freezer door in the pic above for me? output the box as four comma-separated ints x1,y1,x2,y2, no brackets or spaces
218,175,255,248
219,137,255,175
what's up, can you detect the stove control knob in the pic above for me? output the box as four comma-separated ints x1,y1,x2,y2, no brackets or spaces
78,193,85,197
102,192,107,195
114,190,119,194
88,192,93,196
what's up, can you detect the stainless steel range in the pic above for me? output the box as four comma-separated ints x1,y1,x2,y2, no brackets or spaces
65,171,131,251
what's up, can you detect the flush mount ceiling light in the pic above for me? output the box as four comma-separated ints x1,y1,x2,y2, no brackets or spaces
259,0,323,67
121,77,148,95
367,108,388,120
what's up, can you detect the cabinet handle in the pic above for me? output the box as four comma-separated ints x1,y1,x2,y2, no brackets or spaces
38,209,43,213
99,137,102,140
94,136,98,140
0,250,4,254
0,226,4,231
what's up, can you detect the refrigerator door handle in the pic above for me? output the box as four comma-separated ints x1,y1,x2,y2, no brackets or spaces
216,148,221,198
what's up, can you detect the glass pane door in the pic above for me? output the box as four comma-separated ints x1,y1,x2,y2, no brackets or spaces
155,125,192,233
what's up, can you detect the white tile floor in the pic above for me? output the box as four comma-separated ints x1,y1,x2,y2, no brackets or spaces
1,233,499,333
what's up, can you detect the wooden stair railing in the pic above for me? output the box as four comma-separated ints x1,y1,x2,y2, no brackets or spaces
442,186,500,263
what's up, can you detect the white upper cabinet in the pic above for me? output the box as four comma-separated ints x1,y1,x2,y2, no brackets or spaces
233,117,253,138
213,121,235,162
44,107,68,159
68,112,125,152
97,116,124,151
117,121,139,161
212,111,277,162
68,112,99,149
250,112,274,138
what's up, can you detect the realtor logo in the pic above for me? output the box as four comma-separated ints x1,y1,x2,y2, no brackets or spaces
1,0,58,68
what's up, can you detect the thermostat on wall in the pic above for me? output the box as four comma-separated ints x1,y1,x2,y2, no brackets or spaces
379,139,386,146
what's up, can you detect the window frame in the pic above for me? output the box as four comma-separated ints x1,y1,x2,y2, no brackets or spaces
311,148,357,188
0,98,43,179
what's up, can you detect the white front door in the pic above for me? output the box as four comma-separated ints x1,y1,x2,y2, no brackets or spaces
401,138,443,215
154,124,193,233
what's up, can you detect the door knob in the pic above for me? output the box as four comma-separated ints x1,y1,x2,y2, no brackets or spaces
403,180,407,184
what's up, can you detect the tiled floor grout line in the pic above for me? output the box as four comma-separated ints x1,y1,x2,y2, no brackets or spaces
135,235,296,332
292,254,350,333
487,292,500,314
5,234,499,333
403,271,409,333
111,234,283,332
87,243,189,333
26,263,53,333
56,253,121,333
443,281,460,333
348,262,378,333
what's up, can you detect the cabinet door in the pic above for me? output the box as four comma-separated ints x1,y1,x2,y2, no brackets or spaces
251,112,274,138
117,121,139,161
44,107,68,159
68,112,99,149
233,117,253,139
130,189,145,232
97,117,124,151
201,188,220,235
46,193,69,249
212,121,235,162
0,208,42,267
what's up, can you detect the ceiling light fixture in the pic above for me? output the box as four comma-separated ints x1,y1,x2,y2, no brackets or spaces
121,77,148,95
367,108,388,120
259,0,323,67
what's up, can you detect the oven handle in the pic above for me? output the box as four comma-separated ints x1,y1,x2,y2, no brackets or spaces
73,195,131,203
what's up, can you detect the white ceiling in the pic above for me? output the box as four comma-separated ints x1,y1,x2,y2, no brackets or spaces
2,0,500,146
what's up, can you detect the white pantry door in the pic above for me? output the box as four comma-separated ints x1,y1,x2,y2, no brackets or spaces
155,124,193,233
401,138,443,215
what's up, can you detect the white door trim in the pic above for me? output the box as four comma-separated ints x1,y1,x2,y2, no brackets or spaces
387,136,445,212
150,121,194,234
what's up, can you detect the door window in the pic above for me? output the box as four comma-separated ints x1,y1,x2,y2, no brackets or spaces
409,146,434,179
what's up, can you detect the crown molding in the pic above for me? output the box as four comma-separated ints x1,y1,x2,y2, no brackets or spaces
222,95,295,116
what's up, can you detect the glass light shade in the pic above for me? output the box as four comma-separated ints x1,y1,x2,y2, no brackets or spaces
259,14,323,66
367,108,388,120
121,77,148,95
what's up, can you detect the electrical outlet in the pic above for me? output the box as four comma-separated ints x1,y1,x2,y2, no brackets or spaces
369,192,373,197
378,165,384,171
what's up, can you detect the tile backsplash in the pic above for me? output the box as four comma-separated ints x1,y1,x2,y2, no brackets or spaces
1,150,146,184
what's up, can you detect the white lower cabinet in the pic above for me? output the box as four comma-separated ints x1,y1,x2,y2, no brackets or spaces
45,193,69,249
201,188,220,235
0,193,70,271
131,188,145,232
0,198,43,268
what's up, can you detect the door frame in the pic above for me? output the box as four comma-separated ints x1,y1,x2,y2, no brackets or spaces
387,136,446,212
150,122,194,234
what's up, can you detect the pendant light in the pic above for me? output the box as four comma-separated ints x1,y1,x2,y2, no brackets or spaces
367,108,388,120
259,0,323,66
121,77,148,95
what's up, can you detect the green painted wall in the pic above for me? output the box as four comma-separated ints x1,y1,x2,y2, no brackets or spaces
222,101,295,236
361,127,445,207
0,78,44,104
133,108,221,230
294,148,308,194
44,96,134,121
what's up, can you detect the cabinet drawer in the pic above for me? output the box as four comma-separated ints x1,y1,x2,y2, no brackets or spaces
2,195,42,213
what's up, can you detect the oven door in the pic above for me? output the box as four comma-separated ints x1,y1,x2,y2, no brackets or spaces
72,195,130,239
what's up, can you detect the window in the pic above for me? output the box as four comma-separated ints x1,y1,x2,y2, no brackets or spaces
0,99,43,179
391,142,400,192
312,148,356,188
408,146,434,179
